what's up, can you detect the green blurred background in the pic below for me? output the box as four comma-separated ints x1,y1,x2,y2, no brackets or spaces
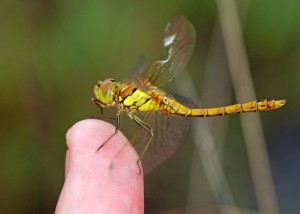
0,0,299,213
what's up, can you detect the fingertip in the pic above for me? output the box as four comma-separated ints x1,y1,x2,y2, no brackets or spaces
66,119,119,153
56,119,144,214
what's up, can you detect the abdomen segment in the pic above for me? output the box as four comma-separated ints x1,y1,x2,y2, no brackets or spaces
190,99,286,117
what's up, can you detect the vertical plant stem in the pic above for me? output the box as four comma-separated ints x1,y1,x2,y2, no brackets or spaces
216,0,279,213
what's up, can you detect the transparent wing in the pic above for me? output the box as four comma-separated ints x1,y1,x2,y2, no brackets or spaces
137,16,196,87
131,110,189,175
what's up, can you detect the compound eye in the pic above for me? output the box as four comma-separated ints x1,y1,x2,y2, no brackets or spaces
100,81,113,94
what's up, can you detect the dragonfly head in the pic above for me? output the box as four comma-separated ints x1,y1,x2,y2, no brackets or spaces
93,78,118,107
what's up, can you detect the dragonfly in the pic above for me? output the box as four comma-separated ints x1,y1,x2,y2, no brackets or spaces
92,16,286,174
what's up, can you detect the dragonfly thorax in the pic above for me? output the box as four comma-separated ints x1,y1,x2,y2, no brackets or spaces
93,78,119,107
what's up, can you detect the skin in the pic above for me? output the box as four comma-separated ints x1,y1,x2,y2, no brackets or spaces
55,119,144,214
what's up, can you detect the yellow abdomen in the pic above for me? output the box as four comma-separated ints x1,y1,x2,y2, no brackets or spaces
189,99,286,117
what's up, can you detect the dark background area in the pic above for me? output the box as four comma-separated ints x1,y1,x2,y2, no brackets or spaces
0,0,299,213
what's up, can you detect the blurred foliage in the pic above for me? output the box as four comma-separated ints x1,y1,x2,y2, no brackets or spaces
0,0,299,213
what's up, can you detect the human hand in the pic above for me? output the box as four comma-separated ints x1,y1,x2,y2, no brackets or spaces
55,119,144,214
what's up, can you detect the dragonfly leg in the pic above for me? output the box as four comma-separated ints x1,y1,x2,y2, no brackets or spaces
96,110,121,151
128,114,154,174
90,105,117,121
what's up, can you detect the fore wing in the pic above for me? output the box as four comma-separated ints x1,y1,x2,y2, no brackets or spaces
132,111,189,175
136,16,196,87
